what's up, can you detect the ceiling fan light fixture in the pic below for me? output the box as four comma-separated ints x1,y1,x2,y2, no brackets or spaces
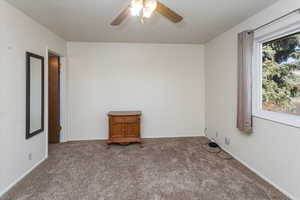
130,0,143,16
111,0,182,26
142,8,152,18
142,0,157,18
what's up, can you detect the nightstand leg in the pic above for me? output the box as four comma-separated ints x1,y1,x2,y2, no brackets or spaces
106,142,111,149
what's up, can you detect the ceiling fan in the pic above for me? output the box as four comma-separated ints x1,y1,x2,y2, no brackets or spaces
111,0,183,25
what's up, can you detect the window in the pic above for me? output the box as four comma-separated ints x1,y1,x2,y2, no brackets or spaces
253,26,300,127
262,32,300,115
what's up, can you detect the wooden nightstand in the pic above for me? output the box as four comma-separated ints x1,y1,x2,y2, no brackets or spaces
107,111,142,148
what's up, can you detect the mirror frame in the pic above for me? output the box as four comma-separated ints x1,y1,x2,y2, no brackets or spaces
26,52,45,139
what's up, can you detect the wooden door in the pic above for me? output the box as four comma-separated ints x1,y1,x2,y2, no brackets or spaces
48,55,61,143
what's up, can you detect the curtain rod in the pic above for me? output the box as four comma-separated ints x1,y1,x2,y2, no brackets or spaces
249,8,300,33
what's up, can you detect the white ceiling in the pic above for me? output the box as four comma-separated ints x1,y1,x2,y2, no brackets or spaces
6,0,278,43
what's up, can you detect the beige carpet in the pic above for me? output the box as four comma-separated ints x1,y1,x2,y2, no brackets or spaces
1,137,289,200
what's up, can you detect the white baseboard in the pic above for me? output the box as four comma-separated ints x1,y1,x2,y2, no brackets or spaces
142,134,204,139
218,143,296,200
0,156,47,197
67,134,205,142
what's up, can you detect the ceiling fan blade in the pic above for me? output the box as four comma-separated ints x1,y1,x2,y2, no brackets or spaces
111,6,130,26
156,1,183,23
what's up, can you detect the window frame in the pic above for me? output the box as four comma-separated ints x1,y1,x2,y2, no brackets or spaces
252,24,300,128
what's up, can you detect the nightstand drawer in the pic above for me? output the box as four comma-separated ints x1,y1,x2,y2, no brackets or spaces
112,116,137,124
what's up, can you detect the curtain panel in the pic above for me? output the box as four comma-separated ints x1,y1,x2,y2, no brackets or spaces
237,31,254,133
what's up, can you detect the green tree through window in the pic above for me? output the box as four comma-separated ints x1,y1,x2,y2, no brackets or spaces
262,32,300,115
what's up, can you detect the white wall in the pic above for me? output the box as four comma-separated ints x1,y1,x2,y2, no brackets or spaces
205,0,300,199
0,0,66,196
67,42,205,140
4,0,299,198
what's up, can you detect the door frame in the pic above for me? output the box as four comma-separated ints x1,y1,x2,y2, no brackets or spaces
45,47,68,155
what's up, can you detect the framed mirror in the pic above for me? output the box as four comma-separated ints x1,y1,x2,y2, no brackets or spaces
26,52,44,139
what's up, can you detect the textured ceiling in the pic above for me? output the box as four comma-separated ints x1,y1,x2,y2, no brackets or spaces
6,0,278,43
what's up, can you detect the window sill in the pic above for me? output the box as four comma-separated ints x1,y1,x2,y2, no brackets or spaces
252,110,300,129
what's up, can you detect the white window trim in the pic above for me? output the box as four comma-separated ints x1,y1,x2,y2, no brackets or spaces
252,23,300,129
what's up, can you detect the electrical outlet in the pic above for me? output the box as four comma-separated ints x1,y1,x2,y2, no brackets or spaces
28,153,32,161
225,137,230,146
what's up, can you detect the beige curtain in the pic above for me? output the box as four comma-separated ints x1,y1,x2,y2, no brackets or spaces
237,31,254,133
